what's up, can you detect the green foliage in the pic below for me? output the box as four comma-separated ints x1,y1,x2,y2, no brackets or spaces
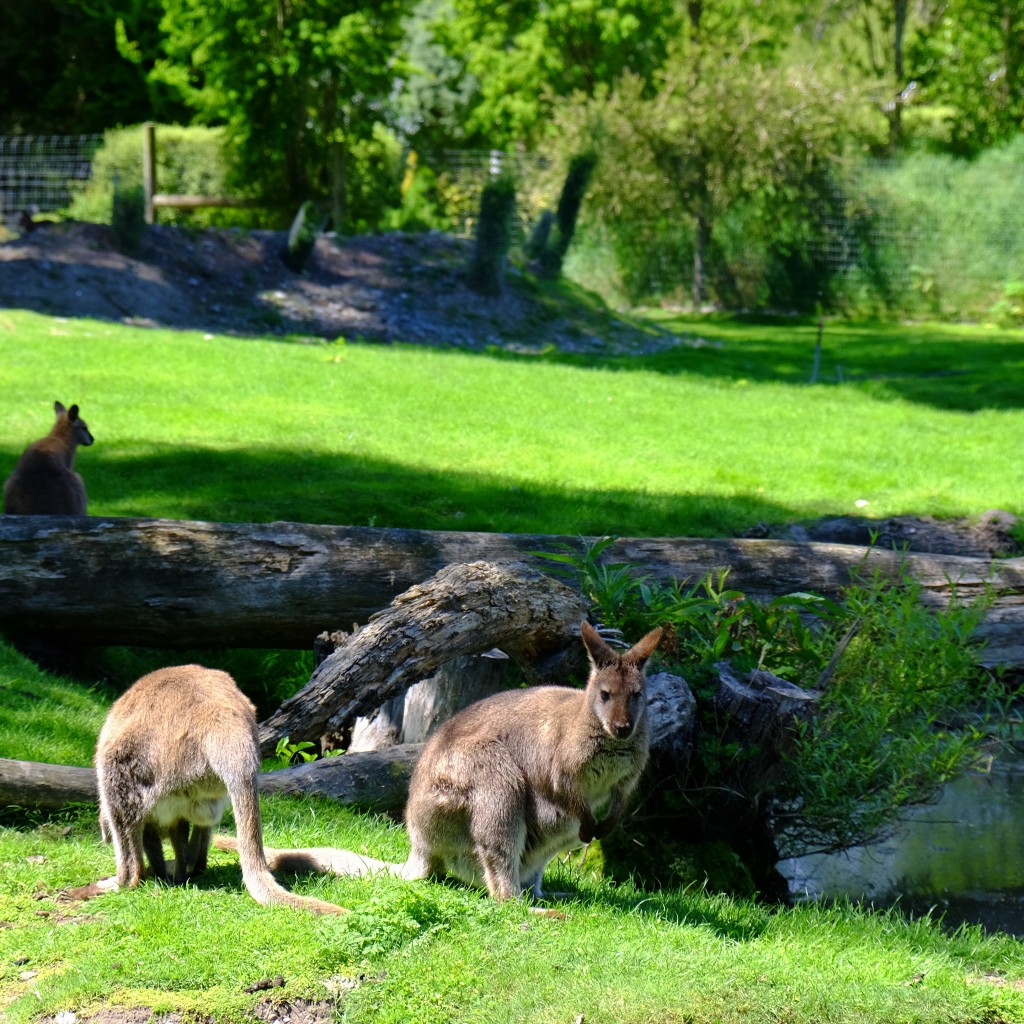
434,0,680,146
832,138,1024,320
553,49,865,309
779,572,999,857
909,0,1024,155
991,282,1024,328
68,124,266,229
153,0,408,230
273,735,319,767
467,173,516,296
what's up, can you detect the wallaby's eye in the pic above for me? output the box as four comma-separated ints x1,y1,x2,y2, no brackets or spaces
600,691,611,703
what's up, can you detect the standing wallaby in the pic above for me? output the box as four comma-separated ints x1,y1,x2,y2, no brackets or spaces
3,401,94,514
217,621,662,902
95,665,347,914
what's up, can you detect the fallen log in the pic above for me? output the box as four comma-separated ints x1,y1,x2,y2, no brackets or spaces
258,560,590,756
1,516,1021,665
0,748,420,815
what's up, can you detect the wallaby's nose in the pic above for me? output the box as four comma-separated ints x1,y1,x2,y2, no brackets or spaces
613,720,634,739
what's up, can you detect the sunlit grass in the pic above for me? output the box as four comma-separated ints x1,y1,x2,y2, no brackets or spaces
2,310,1023,537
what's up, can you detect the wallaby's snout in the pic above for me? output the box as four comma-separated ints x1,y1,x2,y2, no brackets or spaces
593,667,644,740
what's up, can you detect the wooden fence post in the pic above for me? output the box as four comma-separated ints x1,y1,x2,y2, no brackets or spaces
142,122,156,225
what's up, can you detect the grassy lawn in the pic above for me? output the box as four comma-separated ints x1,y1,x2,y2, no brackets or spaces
2,651,1023,1024
1,309,1023,537
3,307,1024,1022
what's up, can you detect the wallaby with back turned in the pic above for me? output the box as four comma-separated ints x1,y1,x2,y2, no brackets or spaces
216,621,663,901
95,664,347,914
3,401,94,514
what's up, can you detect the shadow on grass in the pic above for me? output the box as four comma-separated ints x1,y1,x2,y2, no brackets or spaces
24,443,804,539
484,313,1024,414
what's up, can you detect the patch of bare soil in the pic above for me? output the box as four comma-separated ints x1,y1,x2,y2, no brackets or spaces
0,220,665,354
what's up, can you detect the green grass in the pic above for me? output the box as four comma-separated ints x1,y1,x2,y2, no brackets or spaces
2,309,1024,538
4,308,1024,1021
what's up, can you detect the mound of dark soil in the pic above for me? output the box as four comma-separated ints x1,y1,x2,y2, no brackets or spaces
0,220,665,354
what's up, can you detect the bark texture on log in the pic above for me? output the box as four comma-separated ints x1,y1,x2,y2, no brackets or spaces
1,516,1019,666
0,749,421,815
348,653,510,752
0,758,98,809
257,560,590,757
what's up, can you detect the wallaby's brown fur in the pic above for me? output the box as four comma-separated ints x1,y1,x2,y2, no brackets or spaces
217,621,662,902
3,401,94,515
95,665,347,914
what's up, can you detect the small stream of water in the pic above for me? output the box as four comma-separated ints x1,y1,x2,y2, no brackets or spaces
780,761,1024,936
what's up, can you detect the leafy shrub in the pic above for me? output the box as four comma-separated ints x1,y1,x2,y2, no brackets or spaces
542,539,1007,894
68,123,270,229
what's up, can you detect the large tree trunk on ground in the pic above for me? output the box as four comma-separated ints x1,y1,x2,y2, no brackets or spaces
257,560,590,757
0,749,420,815
0,516,1021,666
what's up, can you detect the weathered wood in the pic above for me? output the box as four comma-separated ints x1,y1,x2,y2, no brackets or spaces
348,653,510,753
0,749,421,815
258,560,590,756
0,758,98,808
1,516,1020,664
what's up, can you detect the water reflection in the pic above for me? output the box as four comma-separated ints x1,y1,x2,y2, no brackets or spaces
780,762,1024,936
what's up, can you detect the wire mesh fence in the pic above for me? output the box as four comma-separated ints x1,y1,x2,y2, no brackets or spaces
439,149,554,243
0,134,103,227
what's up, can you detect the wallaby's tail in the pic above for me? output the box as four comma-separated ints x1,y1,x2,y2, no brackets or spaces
213,834,412,879
227,782,349,915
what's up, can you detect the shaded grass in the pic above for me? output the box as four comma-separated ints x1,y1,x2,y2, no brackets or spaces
1,310,1023,536
1,650,1024,1024
2,799,1023,1024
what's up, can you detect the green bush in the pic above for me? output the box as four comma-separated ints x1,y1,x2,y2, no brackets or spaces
67,124,271,229
543,539,1007,895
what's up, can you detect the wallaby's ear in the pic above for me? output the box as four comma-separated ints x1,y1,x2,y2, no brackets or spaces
54,401,67,416
68,404,80,421
623,626,663,669
580,620,617,668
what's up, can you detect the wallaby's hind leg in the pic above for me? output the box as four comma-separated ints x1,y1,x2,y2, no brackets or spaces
108,817,147,888
143,821,170,880
165,820,191,883
100,751,160,886
186,825,213,876
468,782,527,902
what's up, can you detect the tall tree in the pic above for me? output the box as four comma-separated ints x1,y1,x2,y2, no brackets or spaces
431,0,681,147
0,0,177,134
559,49,860,304
911,0,1024,154
154,0,410,228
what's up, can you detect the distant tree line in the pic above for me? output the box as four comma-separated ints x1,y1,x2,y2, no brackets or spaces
2,0,1022,315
